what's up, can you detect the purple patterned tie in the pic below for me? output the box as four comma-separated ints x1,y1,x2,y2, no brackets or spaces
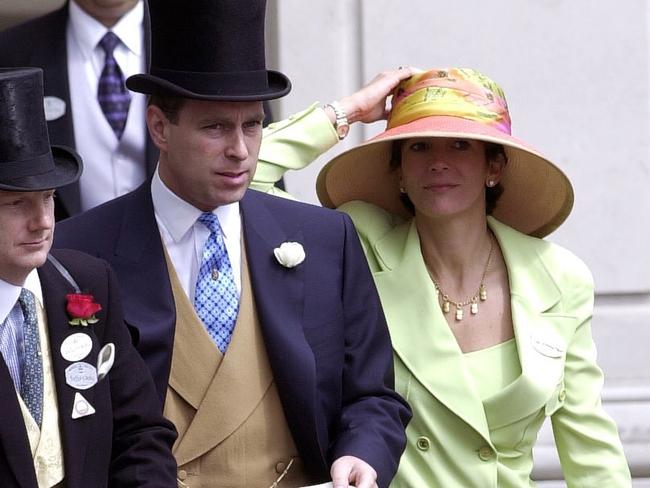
97,31,131,139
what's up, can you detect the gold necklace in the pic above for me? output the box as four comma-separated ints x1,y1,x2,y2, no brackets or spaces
428,235,494,321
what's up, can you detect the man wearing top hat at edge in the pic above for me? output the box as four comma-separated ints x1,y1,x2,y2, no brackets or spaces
0,66,177,487
54,0,410,487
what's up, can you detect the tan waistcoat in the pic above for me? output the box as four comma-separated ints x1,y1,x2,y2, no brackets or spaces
163,247,310,488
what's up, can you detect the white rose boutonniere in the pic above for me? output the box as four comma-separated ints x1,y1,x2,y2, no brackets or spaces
274,241,305,268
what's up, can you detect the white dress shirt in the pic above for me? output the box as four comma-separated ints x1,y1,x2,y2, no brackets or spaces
67,0,147,212
0,270,45,394
0,271,46,386
151,169,243,301
0,278,22,326
0,270,43,324
0,276,27,387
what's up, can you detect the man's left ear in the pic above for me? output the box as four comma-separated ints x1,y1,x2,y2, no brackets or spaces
146,105,169,152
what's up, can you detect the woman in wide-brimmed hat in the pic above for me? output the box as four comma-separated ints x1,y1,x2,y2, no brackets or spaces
254,67,631,487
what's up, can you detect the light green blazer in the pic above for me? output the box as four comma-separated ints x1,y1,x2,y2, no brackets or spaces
254,106,631,487
340,200,631,487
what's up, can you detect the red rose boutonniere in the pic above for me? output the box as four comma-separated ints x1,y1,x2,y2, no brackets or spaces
66,293,102,326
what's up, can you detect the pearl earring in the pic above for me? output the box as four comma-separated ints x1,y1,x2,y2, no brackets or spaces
486,180,495,187
399,186,407,194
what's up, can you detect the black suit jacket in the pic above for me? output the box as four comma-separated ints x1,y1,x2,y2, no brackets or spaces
0,249,176,487
0,2,158,220
55,184,411,487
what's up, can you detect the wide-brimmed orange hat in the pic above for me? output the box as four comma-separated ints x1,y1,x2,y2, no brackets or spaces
316,67,573,237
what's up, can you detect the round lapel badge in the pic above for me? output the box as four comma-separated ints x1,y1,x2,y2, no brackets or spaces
43,96,66,121
61,333,93,362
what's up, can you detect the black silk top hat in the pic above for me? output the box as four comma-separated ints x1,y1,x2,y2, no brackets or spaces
0,68,81,191
127,0,291,101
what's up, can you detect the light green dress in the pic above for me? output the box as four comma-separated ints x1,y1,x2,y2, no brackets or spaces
464,338,521,401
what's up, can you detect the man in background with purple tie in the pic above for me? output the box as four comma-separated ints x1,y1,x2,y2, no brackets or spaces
0,0,280,220
55,0,410,486
0,66,176,487
0,0,155,220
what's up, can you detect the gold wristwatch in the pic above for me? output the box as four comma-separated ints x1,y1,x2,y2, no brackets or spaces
326,101,349,140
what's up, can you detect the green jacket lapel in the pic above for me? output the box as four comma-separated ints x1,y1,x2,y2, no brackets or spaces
483,218,574,428
373,220,492,443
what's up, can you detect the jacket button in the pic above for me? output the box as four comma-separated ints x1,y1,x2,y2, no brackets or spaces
275,462,286,474
416,436,430,451
478,446,494,461
177,469,187,480
558,389,567,402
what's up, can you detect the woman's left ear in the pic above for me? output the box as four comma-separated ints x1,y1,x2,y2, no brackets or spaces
486,155,506,186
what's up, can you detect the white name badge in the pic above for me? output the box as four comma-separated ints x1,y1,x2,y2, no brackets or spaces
65,362,98,390
43,96,66,121
531,332,565,359
71,392,96,419
61,333,93,362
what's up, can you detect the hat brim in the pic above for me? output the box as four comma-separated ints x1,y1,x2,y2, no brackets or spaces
126,69,291,101
0,145,82,192
317,115,573,238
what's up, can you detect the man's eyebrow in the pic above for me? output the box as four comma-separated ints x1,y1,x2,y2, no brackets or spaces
197,116,229,125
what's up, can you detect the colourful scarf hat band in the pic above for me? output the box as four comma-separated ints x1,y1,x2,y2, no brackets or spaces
387,68,512,134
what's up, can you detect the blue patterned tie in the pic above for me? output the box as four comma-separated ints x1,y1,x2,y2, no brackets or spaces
97,31,131,139
18,289,43,428
194,213,240,353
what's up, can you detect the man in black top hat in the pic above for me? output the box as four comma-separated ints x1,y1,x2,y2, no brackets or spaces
0,0,154,221
55,1,410,487
0,67,177,488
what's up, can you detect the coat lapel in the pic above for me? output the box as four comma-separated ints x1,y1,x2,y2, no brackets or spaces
482,218,574,428
142,0,159,175
29,6,75,148
238,191,325,467
111,184,176,404
31,5,80,218
373,220,492,443
38,259,98,487
0,360,37,487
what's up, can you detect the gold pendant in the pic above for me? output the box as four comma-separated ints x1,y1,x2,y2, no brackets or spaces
479,284,487,301
470,302,478,314
211,268,219,281
455,305,463,321
442,300,450,313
